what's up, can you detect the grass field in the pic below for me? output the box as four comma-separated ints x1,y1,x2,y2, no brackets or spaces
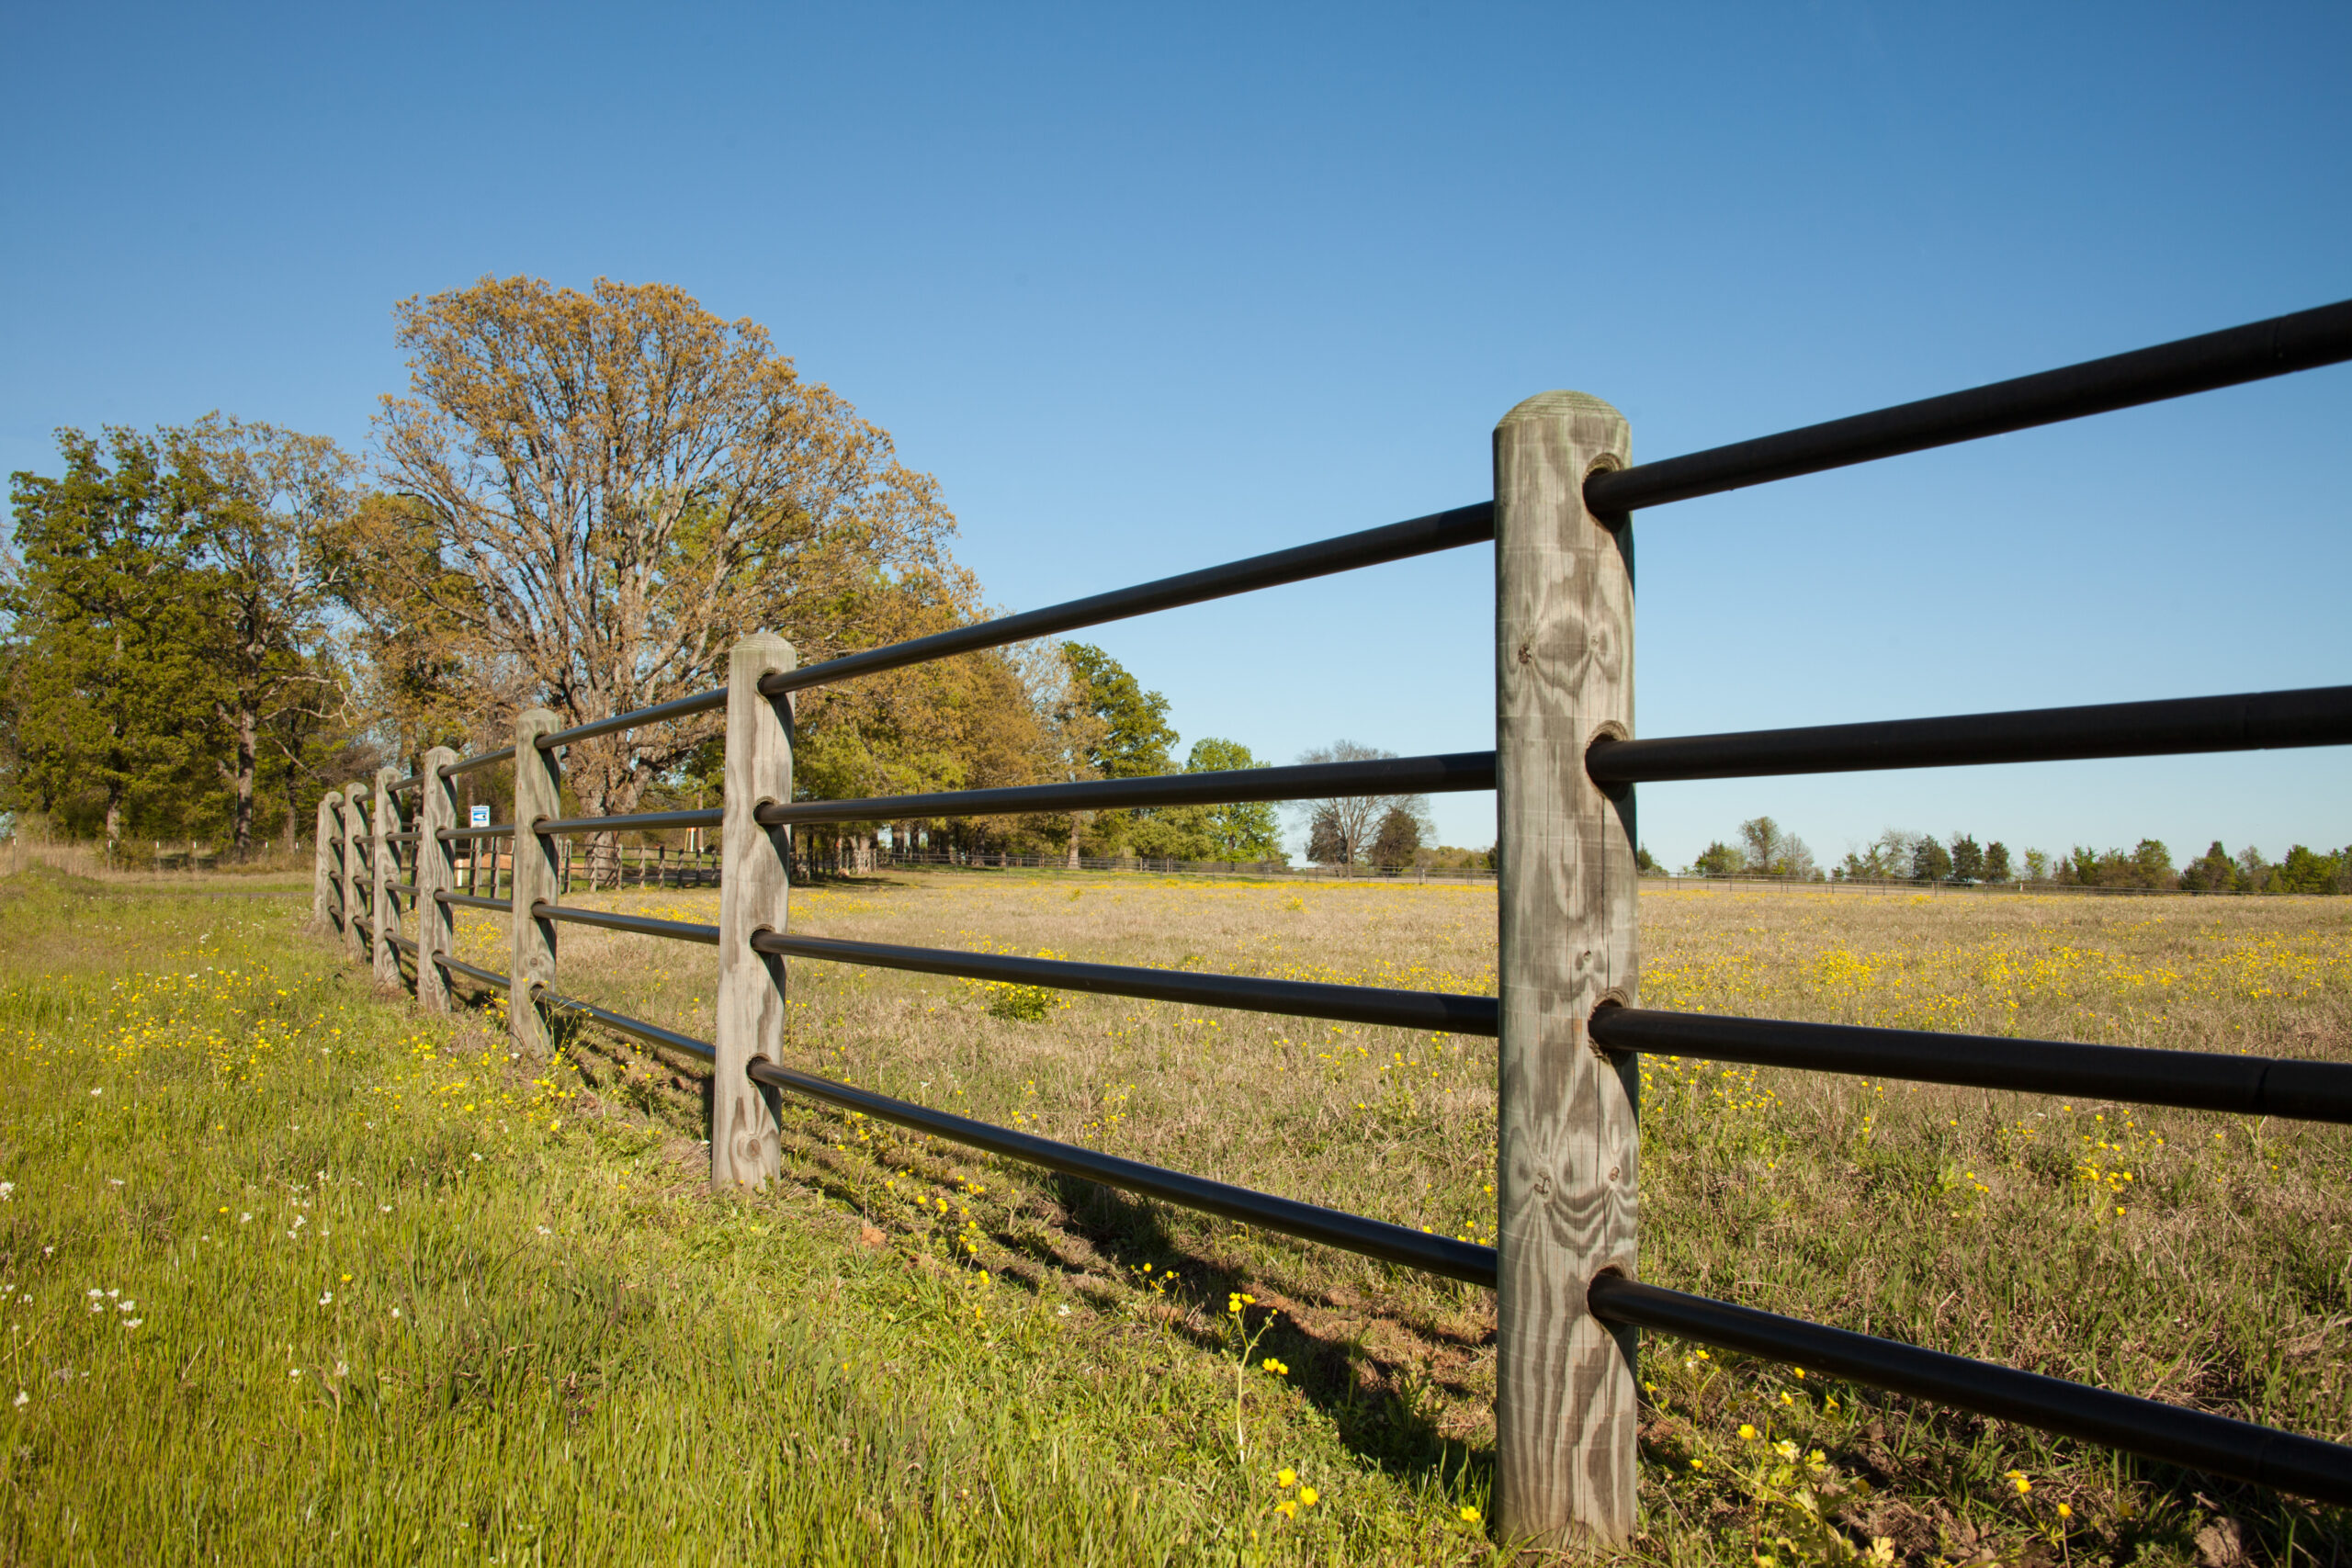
2,868,2346,1564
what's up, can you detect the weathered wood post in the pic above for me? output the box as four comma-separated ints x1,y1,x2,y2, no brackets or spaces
1493,391,1640,1548
371,766,401,986
340,784,368,963
415,748,458,1012
714,633,796,1190
312,795,338,931
510,712,562,1054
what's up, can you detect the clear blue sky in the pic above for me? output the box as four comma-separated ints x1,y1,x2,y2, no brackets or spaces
4,2,2346,867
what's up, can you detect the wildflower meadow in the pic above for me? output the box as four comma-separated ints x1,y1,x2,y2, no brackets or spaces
0,864,2345,1563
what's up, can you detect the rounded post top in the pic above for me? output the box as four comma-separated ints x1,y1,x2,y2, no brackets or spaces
1497,389,1628,431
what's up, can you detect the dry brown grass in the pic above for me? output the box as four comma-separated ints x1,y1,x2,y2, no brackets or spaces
442,871,2351,1562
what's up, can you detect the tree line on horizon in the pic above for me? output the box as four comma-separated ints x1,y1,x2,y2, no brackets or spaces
1673,817,2350,895
0,276,1324,874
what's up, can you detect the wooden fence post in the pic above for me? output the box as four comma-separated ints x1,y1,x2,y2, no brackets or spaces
509,711,562,1054
415,748,458,1012
714,633,796,1190
1493,390,1640,1549
371,767,400,986
312,795,338,931
341,784,368,963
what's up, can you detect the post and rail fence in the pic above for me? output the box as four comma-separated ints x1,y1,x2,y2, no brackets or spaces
316,299,2352,1546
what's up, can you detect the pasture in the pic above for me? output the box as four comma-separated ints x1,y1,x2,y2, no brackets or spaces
2,867,2346,1563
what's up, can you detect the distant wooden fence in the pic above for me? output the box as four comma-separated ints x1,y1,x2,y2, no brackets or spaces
319,299,2352,1543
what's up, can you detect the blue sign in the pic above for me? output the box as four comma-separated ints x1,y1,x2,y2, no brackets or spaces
470,805,490,829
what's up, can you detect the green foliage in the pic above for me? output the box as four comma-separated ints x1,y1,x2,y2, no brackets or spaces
1691,840,1744,877
5,429,214,840
1981,840,2011,883
1909,837,1954,883
1369,806,1423,871
2179,840,2239,894
1948,834,1984,885
1061,643,1174,780
1186,738,1283,862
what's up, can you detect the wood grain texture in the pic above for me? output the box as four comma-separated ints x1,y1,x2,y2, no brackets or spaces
414,747,459,1013
510,711,563,1055
371,768,401,986
1493,390,1641,1548
312,796,338,932
713,634,796,1191
340,786,367,962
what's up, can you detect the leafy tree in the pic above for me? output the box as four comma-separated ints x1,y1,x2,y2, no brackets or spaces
1304,807,1359,866
1982,840,2011,884
359,274,968,846
2022,848,2051,883
1369,804,1428,872
176,415,360,853
4,429,213,844
1690,840,1743,877
2178,840,2238,894
1061,643,1176,856
1060,644,1175,779
1184,738,1281,861
1948,833,1984,884
1911,836,1954,883
2276,844,2346,896
1634,844,1659,875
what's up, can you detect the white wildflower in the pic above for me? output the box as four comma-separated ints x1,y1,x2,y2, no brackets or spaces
10,1392,23,1409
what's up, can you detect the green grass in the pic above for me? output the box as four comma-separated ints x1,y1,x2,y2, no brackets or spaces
0,870,1490,1565
3,868,2346,1565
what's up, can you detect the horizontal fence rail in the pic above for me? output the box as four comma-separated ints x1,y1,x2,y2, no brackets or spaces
531,502,1497,751
439,745,516,778
433,953,510,990
1588,1276,2352,1506
762,750,1496,828
531,903,723,946
312,297,2352,1543
743,1056,1498,1285
1589,683,2352,784
537,987,715,1059
1582,297,2352,514
753,931,1501,1035
1590,1007,2352,1124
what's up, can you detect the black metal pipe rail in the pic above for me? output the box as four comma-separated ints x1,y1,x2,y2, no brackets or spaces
763,750,1497,828
1589,1275,2352,1506
534,987,716,1059
531,502,1496,750
351,915,371,936
520,751,1499,838
529,903,723,946
437,825,516,840
1583,298,2352,515
386,830,420,844
535,807,724,835
1592,1007,2352,1124
390,774,422,795
753,931,1499,1035
1589,684,2352,784
391,882,418,897
389,933,417,955
745,1057,1496,1284
435,892,514,912
439,746,516,779
431,953,510,990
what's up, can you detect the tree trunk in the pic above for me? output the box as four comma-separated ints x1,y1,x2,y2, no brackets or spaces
1067,811,1083,870
232,703,259,854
